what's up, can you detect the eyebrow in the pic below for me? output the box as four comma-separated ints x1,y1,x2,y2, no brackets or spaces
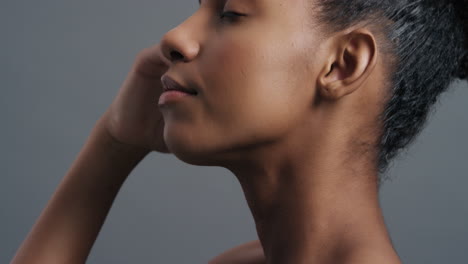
199,0,257,6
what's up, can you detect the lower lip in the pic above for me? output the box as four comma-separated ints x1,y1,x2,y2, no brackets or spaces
158,90,196,105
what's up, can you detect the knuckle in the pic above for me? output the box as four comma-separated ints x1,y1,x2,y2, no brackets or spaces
133,48,151,69
132,46,167,75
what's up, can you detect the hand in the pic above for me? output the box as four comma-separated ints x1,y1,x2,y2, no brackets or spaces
208,240,266,264
97,43,171,154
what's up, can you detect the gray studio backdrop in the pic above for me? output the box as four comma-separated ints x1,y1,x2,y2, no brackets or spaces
2,1,467,263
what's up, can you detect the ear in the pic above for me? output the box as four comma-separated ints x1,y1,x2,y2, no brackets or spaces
317,29,378,100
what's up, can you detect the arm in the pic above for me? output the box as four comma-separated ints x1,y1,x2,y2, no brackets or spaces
10,42,173,264
10,120,150,264
208,240,266,264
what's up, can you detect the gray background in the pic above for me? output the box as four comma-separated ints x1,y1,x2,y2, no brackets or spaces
2,1,467,263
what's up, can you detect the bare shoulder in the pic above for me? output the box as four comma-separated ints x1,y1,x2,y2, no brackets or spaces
343,248,402,264
208,240,266,264
207,240,401,264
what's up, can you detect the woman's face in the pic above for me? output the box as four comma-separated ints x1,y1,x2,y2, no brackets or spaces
159,0,324,165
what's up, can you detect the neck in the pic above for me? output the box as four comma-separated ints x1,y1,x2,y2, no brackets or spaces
224,125,399,263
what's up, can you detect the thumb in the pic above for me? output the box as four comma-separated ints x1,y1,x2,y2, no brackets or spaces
133,43,170,79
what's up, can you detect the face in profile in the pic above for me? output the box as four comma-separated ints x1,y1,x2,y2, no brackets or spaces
159,0,324,166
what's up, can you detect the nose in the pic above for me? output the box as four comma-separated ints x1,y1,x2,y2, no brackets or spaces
160,20,201,64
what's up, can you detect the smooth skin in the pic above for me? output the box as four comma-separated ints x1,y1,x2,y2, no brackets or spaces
12,0,402,263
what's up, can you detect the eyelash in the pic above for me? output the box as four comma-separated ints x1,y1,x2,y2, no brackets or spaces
219,11,244,22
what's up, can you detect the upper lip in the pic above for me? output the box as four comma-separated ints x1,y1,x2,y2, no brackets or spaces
160,75,198,95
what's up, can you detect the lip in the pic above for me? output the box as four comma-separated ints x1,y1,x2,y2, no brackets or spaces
158,75,197,106
160,75,198,95
158,90,195,106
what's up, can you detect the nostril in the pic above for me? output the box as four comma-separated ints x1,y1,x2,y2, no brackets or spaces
170,50,184,61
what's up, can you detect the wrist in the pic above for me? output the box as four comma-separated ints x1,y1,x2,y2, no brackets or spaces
91,120,151,164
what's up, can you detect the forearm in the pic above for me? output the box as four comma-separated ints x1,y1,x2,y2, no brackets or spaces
11,121,150,264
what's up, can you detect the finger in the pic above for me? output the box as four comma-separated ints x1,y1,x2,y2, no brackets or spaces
148,43,172,66
133,44,169,78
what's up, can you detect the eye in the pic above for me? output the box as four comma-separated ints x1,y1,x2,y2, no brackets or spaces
219,11,245,22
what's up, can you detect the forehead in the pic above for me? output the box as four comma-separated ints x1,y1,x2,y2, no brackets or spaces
198,0,304,8
199,0,312,29
198,0,260,6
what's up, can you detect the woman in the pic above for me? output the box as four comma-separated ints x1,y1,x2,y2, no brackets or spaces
11,0,467,263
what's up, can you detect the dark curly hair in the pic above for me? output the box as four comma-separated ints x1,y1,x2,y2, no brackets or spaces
309,0,468,186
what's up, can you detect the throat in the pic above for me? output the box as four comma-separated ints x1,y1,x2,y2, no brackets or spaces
247,181,391,263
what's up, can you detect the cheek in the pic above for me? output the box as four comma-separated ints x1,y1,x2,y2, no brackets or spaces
161,27,315,158
202,37,310,141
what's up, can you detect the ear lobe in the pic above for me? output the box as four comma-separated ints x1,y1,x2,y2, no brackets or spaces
317,30,377,100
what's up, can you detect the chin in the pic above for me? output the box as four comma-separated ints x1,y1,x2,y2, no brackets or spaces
166,139,219,167
173,150,228,167
163,126,242,167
